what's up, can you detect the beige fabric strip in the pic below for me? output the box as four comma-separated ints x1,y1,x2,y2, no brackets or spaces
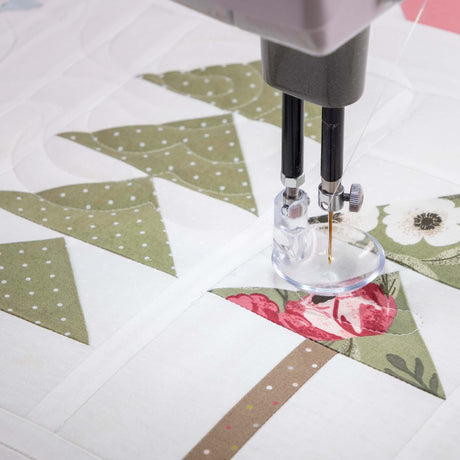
185,339,337,459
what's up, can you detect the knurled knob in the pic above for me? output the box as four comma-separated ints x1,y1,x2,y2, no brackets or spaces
348,183,363,212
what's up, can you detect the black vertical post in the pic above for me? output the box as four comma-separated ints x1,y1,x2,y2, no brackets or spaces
282,93,304,180
321,107,344,185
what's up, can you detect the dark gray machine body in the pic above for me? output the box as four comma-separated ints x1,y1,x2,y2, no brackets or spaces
261,28,370,107
171,0,396,106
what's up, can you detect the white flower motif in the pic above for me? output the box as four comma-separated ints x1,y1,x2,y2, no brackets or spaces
337,205,379,232
383,198,460,246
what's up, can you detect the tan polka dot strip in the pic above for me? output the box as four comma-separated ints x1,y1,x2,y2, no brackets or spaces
185,339,336,459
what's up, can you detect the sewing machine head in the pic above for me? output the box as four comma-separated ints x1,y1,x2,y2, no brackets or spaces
171,0,398,101
171,0,396,293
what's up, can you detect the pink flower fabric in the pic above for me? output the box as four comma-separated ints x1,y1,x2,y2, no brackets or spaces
277,310,343,341
226,284,397,341
226,293,280,323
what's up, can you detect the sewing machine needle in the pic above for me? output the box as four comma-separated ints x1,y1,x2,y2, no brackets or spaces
328,211,333,265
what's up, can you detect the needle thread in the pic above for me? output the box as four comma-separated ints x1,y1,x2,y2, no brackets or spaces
330,0,429,199
328,211,333,265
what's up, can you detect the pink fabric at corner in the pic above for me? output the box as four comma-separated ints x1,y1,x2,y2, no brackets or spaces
402,0,460,35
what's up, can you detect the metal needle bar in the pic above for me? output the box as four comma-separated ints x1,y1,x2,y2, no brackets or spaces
321,107,344,192
282,93,304,194
321,107,345,266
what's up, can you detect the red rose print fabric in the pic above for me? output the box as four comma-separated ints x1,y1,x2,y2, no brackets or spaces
227,283,397,342
212,274,445,398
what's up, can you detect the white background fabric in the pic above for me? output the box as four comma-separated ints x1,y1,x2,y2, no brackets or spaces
0,0,459,458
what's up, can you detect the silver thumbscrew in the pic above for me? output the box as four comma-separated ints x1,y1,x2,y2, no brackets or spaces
343,183,363,212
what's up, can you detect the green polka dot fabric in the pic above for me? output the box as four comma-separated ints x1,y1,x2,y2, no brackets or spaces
59,115,258,215
0,178,175,275
212,272,445,399
0,238,89,344
141,62,321,141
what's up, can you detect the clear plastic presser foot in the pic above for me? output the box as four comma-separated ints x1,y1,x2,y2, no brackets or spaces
272,190,385,295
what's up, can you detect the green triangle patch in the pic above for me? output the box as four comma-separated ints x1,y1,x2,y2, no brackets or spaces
211,272,445,399
59,115,258,215
0,178,175,275
0,238,89,344
141,61,321,141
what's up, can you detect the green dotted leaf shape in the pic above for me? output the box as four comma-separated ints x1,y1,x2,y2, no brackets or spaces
212,272,445,398
59,115,258,215
0,178,175,276
141,61,321,141
0,238,89,344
